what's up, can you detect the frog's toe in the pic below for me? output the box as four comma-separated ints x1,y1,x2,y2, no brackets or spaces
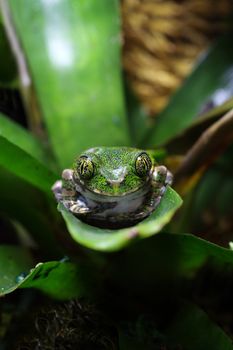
165,170,173,186
152,166,167,186
70,200,91,215
148,194,162,208
62,169,74,180
52,180,63,201
152,166,173,187
154,186,166,196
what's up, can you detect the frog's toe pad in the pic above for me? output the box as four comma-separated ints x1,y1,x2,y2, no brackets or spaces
165,171,173,186
52,180,63,201
70,200,91,214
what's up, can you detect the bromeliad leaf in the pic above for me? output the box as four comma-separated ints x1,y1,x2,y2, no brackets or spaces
166,97,233,154
164,302,233,350
3,0,130,169
142,35,233,148
0,245,32,295
59,187,182,252
0,168,61,256
0,135,57,193
0,245,95,300
19,261,94,300
0,112,55,169
0,22,17,86
109,232,233,297
119,302,233,350
125,81,150,146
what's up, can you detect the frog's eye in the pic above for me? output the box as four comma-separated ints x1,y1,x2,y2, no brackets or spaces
77,156,94,180
135,153,152,177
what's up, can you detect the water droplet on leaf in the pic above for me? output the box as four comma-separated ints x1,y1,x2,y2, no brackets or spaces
16,272,27,283
60,255,69,263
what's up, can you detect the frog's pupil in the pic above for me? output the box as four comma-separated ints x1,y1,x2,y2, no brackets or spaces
136,153,152,177
78,157,93,179
80,161,87,174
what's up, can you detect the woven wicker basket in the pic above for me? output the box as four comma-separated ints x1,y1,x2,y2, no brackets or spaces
122,0,233,116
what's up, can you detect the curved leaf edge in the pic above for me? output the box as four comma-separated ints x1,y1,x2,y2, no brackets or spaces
59,186,183,252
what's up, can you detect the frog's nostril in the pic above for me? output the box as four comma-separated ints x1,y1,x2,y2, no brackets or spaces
104,167,127,185
107,178,123,185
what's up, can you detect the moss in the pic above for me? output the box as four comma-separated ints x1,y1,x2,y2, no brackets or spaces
15,299,118,350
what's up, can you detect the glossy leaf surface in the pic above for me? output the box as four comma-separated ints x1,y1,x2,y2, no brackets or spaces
20,260,93,300
119,302,233,350
165,302,233,350
0,245,32,295
189,145,233,245
5,0,130,169
0,112,54,168
59,187,182,252
0,135,57,193
110,232,233,296
166,97,233,154
0,22,17,85
125,81,150,145
0,245,94,300
0,168,61,257
142,35,233,148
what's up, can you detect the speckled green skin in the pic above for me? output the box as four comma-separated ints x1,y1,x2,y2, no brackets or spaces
73,147,151,196
52,147,173,229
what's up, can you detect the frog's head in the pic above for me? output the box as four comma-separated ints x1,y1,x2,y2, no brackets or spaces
73,147,154,196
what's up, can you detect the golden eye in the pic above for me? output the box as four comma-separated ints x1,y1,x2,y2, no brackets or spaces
135,153,152,177
77,156,94,180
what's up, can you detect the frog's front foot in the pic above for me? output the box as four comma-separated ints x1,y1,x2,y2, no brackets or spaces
52,168,91,216
68,199,91,215
144,165,173,212
52,169,75,201
52,180,63,202
152,165,173,191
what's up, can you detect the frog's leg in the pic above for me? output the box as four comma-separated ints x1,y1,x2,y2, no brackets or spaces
136,165,173,218
52,169,91,215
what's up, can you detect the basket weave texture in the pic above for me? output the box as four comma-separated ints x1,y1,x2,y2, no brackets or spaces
122,0,233,116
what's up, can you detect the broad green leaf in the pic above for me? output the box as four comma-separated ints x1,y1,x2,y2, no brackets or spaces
0,135,57,193
0,245,32,295
197,96,233,122
119,302,233,350
110,232,233,296
142,35,233,148
59,187,182,252
0,112,55,169
124,81,150,146
0,245,95,300
191,145,233,234
166,97,233,154
20,261,93,300
4,0,130,169
0,168,61,257
165,302,233,350
0,22,17,85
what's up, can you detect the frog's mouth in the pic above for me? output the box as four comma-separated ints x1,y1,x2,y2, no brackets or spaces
77,180,152,202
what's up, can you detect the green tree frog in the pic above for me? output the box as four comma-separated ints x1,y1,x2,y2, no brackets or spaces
52,147,173,229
